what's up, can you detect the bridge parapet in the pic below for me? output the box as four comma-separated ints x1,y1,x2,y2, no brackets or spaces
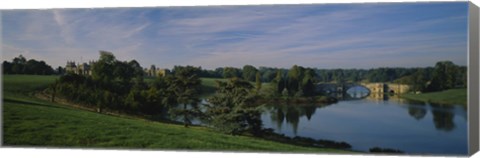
386,83,411,94
316,82,411,94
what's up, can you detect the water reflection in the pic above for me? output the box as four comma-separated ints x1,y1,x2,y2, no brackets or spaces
266,104,323,135
329,86,371,101
346,86,370,99
397,98,456,131
430,103,455,131
264,99,460,136
262,90,466,154
407,105,427,120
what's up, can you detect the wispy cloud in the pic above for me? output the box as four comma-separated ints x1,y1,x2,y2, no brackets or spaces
2,3,468,69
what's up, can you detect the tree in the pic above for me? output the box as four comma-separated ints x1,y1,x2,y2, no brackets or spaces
286,65,303,96
242,65,258,81
255,71,262,94
456,66,467,88
412,69,427,92
4,55,54,75
168,66,202,127
427,61,458,91
333,69,345,84
13,55,27,64
223,67,241,78
113,61,135,84
259,67,277,82
56,66,65,75
205,78,263,136
270,70,285,96
128,60,144,78
3,61,13,74
302,69,316,97
92,51,117,84
49,79,59,102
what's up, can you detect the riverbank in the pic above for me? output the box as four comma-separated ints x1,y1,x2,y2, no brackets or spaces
256,95,338,105
3,75,352,153
399,88,466,106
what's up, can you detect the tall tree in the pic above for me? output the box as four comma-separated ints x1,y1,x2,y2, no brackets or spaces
255,71,262,94
92,51,117,83
412,68,427,92
242,65,258,81
168,66,202,127
428,61,458,91
271,70,285,96
286,65,303,96
205,78,263,136
302,69,316,97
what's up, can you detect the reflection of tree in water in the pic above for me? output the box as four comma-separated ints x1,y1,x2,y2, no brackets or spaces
430,103,455,131
304,105,317,120
408,106,427,120
402,99,456,131
406,100,428,121
267,104,321,136
285,106,300,135
269,108,285,130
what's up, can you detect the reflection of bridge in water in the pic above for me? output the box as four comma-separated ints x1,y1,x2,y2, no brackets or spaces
316,82,411,101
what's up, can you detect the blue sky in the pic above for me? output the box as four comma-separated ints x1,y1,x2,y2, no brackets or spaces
2,2,468,69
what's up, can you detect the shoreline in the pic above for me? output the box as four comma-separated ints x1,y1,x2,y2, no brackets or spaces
399,88,467,106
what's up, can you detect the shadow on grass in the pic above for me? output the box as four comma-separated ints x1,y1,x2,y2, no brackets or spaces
3,98,67,110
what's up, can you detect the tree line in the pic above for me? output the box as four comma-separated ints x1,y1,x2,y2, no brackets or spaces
202,62,466,93
3,55,55,75
49,51,264,136
10,51,465,143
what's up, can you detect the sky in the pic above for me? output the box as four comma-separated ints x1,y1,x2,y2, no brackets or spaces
1,2,469,70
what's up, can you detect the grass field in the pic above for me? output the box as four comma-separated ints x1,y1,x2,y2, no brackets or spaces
2,75,350,153
400,88,467,106
145,77,226,96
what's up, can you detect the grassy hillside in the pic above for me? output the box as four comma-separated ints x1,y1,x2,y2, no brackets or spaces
400,88,467,106
2,75,349,153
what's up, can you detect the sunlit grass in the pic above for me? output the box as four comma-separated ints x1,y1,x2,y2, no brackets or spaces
400,88,467,106
2,75,350,153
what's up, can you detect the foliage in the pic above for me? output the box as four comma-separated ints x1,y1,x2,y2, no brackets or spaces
281,65,317,97
3,75,350,153
427,61,459,92
3,55,55,75
270,70,286,96
223,67,242,78
54,51,166,116
255,71,262,93
167,66,203,127
205,78,263,136
91,51,117,83
242,65,258,81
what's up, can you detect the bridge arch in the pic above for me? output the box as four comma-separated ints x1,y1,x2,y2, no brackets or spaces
315,82,411,95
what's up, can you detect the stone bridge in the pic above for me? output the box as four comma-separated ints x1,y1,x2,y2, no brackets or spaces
316,82,411,95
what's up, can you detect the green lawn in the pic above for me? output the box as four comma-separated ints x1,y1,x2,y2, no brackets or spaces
145,77,225,96
400,88,467,106
199,77,227,95
2,75,350,153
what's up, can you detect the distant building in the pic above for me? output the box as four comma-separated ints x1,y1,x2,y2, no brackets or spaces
65,60,95,75
144,65,170,77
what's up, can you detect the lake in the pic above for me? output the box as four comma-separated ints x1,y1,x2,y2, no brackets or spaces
260,86,468,155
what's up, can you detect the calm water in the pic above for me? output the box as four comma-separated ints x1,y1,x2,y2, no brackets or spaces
261,87,468,155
